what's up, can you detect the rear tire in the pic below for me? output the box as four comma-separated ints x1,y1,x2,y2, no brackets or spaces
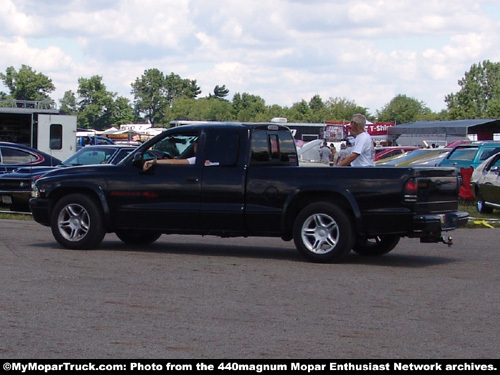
352,235,400,256
50,194,105,250
116,230,162,245
293,202,354,263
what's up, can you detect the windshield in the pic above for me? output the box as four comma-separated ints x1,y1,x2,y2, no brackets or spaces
64,148,119,165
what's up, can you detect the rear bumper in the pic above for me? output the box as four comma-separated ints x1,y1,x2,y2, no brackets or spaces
29,198,51,226
412,211,469,232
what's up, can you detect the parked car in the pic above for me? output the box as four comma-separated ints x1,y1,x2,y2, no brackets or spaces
0,142,62,174
470,151,500,213
438,141,500,170
76,135,115,151
0,145,136,212
374,146,418,161
297,139,324,164
407,150,452,167
376,148,450,167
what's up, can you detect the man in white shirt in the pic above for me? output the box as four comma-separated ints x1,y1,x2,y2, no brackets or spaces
336,114,375,167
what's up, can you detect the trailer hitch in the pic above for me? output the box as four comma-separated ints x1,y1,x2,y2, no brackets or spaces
440,236,453,246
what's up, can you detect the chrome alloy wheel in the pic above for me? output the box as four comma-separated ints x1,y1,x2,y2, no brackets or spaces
300,213,339,254
57,203,90,242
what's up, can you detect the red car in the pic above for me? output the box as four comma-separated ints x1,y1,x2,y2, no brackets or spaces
375,146,419,161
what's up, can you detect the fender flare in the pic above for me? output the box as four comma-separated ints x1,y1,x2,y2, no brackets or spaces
47,181,112,229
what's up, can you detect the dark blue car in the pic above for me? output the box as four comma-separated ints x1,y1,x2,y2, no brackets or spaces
0,142,62,174
0,145,136,212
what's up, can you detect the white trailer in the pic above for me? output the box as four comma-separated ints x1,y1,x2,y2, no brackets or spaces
0,100,77,161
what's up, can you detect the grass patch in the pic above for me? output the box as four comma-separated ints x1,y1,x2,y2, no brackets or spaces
459,200,500,228
0,210,33,221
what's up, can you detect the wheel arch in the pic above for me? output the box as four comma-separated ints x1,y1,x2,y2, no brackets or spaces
46,183,112,230
281,188,362,240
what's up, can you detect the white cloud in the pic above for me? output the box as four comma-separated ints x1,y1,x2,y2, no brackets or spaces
1,0,500,113
0,0,39,36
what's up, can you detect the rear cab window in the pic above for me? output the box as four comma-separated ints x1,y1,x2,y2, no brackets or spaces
250,127,297,166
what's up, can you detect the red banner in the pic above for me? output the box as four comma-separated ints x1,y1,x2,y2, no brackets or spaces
326,121,395,137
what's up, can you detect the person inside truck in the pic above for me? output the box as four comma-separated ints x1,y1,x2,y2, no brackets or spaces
142,141,197,170
336,114,375,167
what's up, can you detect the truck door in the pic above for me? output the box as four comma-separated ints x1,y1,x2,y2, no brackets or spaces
200,129,246,233
37,114,77,161
107,130,203,231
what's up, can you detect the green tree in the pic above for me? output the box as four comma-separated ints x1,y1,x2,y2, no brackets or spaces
131,69,201,125
309,95,325,112
324,97,368,121
164,72,201,104
59,90,77,115
445,60,500,119
0,65,55,101
232,93,268,121
267,104,289,120
211,85,230,100
377,94,431,124
77,75,116,129
288,100,311,122
108,96,136,126
131,68,166,126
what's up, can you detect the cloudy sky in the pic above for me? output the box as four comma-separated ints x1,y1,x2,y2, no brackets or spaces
1,0,500,115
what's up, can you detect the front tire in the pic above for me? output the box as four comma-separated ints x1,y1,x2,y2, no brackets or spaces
50,194,105,250
352,235,400,256
476,194,493,214
293,202,354,263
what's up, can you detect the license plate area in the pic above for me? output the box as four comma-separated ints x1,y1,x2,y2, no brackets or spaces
2,195,12,204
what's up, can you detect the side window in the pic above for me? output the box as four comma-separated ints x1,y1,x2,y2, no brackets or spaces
150,132,199,160
2,147,37,164
50,124,63,150
479,147,500,161
487,154,500,170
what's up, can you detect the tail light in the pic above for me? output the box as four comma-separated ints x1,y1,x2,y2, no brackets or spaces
404,178,418,203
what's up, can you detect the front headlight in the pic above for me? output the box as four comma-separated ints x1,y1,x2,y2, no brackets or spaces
31,183,40,198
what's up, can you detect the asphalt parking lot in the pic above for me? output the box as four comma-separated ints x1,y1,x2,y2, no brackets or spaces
0,219,498,359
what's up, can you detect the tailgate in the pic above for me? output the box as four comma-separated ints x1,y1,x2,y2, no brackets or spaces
408,168,460,214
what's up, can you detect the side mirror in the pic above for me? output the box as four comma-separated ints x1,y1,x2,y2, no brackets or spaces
132,153,143,168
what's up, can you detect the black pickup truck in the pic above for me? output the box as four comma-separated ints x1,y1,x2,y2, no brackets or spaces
29,123,468,262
